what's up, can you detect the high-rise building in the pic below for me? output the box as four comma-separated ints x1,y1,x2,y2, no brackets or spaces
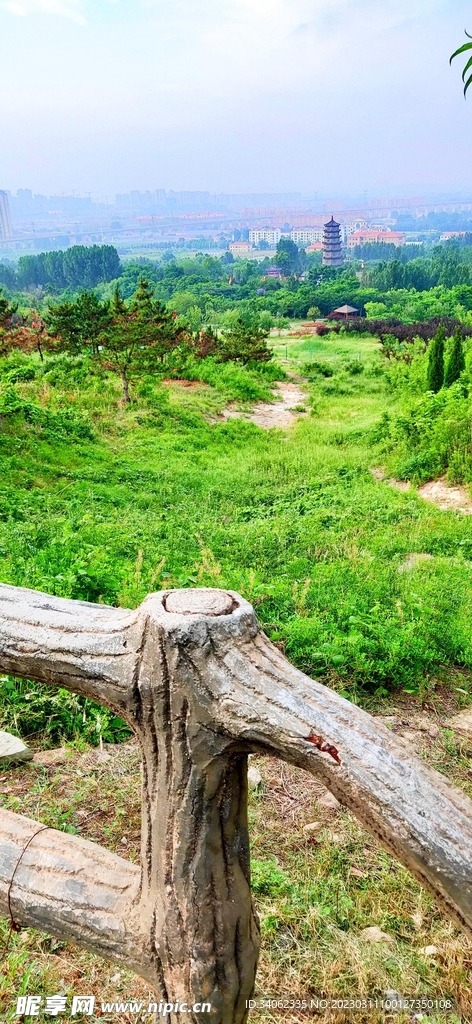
249,228,281,246
322,216,343,267
291,228,323,244
0,191,13,240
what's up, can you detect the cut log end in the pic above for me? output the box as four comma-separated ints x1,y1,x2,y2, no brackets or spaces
163,589,236,617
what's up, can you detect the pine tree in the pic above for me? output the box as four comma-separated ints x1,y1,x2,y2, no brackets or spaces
444,327,466,387
221,314,271,364
427,326,445,393
129,277,155,318
47,291,110,356
97,281,183,403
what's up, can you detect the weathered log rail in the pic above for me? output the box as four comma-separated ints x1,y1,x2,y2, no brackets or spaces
1,582,472,1023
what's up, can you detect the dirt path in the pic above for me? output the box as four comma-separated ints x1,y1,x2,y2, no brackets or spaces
417,478,472,514
371,468,472,514
223,381,307,429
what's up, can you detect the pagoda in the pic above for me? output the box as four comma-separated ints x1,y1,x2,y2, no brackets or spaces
322,216,343,267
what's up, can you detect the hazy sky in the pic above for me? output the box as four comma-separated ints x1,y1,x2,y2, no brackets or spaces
1,0,472,196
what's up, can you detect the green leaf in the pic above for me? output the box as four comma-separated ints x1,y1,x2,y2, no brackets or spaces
450,40,472,64
461,55,472,81
450,31,472,95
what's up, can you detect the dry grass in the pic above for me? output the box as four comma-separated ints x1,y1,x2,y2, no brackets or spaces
0,744,153,1023
249,751,470,1023
1,706,471,1023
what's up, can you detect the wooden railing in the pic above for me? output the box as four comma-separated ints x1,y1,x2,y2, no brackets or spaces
1,583,472,1023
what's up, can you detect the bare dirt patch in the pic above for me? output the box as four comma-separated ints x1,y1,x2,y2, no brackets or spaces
161,378,207,389
388,478,411,492
224,381,307,430
370,468,472,512
418,478,472,515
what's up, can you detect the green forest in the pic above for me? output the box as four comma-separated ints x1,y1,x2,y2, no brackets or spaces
1,241,472,1018
4,236,472,321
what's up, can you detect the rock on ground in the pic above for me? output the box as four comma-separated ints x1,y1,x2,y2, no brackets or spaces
302,821,324,835
316,790,340,811
247,765,262,789
0,730,33,764
445,708,472,741
360,926,395,945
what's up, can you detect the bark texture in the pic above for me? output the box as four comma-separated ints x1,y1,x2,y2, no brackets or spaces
1,583,472,1024
0,808,147,976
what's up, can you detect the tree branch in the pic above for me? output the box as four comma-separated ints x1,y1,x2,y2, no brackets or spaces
0,808,154,981
156,590,472,939
0,583,145,714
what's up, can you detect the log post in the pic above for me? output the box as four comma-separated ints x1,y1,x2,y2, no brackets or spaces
1,583,472,1024
132,590,259,1020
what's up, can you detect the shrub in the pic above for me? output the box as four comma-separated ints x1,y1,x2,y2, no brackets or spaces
345,359,364,375
0,384,94,441
302,361,334,379
381,383,472,484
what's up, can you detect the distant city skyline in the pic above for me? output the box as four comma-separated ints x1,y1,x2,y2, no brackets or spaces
3,178,472,255
0,2,471,196
8,184,472,227
7,184,472,209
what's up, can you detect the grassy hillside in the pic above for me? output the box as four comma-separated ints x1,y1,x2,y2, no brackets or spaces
1,333,471,740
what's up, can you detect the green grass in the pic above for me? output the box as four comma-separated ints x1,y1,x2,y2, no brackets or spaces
1,335,472,746
247,751,470,1022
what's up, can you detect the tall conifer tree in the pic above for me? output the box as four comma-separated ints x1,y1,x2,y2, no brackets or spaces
444,327,466,387
427,326,445,393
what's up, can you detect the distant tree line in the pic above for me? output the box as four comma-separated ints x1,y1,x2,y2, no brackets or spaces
393,211,472,233
352,242,424,262
4,239,472,327
365,247,472,291
0,245,121,293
